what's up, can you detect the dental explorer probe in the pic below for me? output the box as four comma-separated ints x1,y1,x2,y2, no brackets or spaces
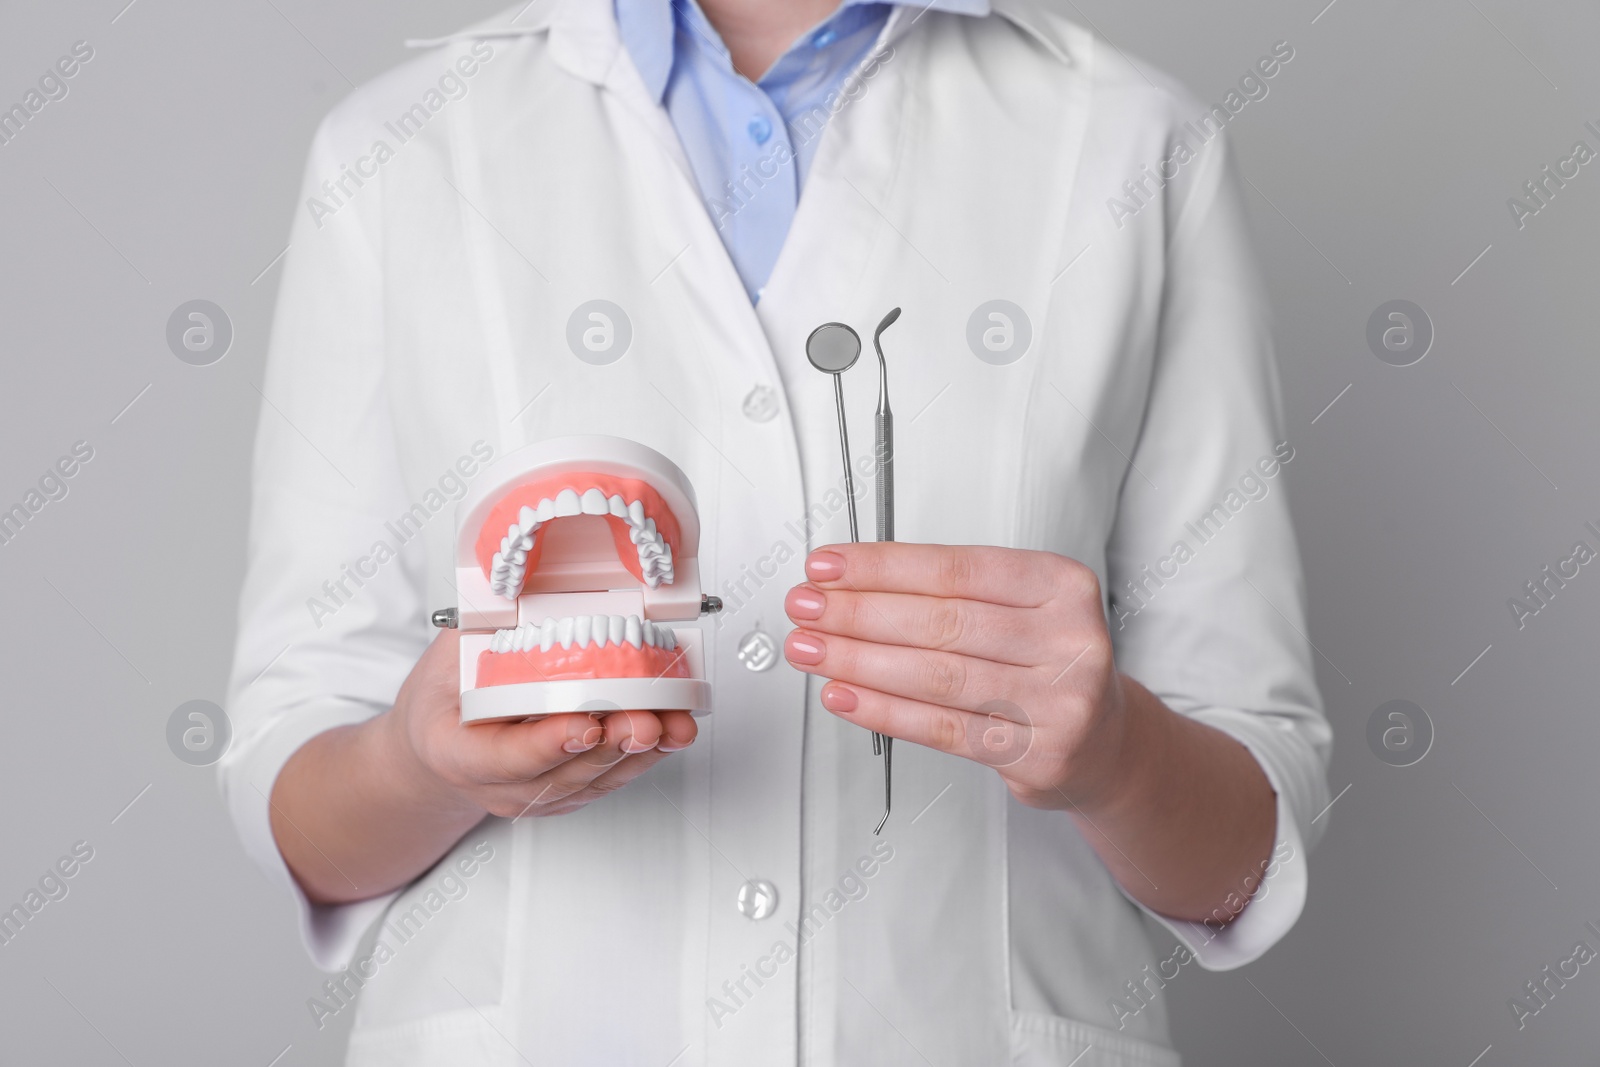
870,307,901,835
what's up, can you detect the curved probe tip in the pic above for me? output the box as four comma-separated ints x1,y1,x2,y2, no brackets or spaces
873,306,902,362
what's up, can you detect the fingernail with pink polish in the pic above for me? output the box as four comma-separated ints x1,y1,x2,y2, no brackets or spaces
806,550,846,582
785,631,826,666
786,586,826,620
821,684,858,714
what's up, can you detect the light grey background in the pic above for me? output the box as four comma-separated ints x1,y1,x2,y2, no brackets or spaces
1,1,1596,1063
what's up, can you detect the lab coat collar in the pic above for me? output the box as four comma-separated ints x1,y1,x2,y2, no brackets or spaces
407,0,1073,79
404,0,622,88
403,1,558,47
617,0,996,105
987,0,1075,64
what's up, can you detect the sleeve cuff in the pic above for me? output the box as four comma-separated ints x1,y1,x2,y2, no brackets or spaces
1127,707,1324,971
217,704,402,972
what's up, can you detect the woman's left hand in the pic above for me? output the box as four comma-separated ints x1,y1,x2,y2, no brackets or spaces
783,542,1134,813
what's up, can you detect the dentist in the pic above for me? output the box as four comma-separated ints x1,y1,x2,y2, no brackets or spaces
221,0,1331,1064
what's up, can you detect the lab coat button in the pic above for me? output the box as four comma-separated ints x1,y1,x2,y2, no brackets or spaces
742,384,779,423
737,630,778,672
737,879,779,920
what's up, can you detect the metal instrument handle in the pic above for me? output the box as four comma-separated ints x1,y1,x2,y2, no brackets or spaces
875,409,893,543
836,375,860,543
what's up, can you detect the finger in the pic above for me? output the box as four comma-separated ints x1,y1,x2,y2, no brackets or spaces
602,709,666,754
544,748,676,814
816,681,1039,770
784,627,1030,713
805,543,1095,608
656,709,699,752
512,712,691,815
457,706,663,784
480,761,604,818
784,583,1058,667
514,709,664,805
452,712,607,783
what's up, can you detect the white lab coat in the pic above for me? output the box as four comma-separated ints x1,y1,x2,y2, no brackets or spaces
219,1,1331,1063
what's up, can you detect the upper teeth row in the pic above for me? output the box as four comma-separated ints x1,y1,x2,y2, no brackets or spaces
489,487,675,599
488,614,679,653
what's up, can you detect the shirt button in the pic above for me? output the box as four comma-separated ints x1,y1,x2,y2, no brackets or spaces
747,115,773,145
737,629,778,672
737,879,779,920
742,384,779,423
812,27,839,49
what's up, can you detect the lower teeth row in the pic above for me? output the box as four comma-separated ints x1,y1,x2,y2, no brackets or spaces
488,614,677,654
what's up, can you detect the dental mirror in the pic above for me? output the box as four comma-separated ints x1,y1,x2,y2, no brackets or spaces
805,322,862,374
805,322,863,541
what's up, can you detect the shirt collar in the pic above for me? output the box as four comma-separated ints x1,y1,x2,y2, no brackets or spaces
407,0,1073,92
615,0,993,104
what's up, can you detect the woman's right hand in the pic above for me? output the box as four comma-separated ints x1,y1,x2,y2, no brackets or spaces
386,628,700,820
271,628,698,904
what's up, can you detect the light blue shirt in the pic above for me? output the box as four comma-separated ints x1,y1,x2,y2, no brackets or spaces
616,0,989,301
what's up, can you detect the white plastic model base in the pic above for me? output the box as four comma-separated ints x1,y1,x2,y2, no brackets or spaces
461,678,713,723
449,436,713,724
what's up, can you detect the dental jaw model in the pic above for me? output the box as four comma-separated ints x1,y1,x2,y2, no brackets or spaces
435,436,718,724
